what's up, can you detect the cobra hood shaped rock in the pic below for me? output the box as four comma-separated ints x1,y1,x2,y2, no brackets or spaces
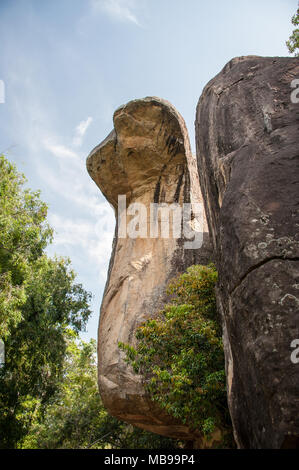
87,97,212,440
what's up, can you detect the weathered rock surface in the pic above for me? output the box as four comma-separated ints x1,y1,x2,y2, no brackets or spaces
195,56,299,448
87,97,212,439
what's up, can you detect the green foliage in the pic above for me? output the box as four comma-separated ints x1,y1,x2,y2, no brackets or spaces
119,264,233,446
286,8,299,56
21,337,104,449
21,338,179,449
0,155,92,448
0,155,52,339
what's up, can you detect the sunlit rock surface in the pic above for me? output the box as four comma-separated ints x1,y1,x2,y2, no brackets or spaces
87,97,212,439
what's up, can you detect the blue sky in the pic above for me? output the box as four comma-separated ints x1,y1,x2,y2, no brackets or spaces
0,0,297,340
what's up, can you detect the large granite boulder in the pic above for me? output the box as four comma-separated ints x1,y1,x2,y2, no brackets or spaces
195,56,299,448
87,97,212,440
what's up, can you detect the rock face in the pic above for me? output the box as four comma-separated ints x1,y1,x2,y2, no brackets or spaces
87,97,212,439
195,56,299,448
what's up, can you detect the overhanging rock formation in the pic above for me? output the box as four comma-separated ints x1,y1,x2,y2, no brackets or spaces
195,56,299,448
87,97,212,440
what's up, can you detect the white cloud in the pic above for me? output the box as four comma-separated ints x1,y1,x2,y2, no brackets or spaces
36,131,116,278
48,212,115,280
2,50,115,334
73,116,93,147
42,140,79,159
92,0,141,26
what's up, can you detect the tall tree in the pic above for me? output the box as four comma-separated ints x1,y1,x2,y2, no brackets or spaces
0,155,52,339
0,155,92,448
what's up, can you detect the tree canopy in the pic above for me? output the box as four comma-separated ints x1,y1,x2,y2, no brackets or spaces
0,155,52,339
0,155,92,448
286,7,299,56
